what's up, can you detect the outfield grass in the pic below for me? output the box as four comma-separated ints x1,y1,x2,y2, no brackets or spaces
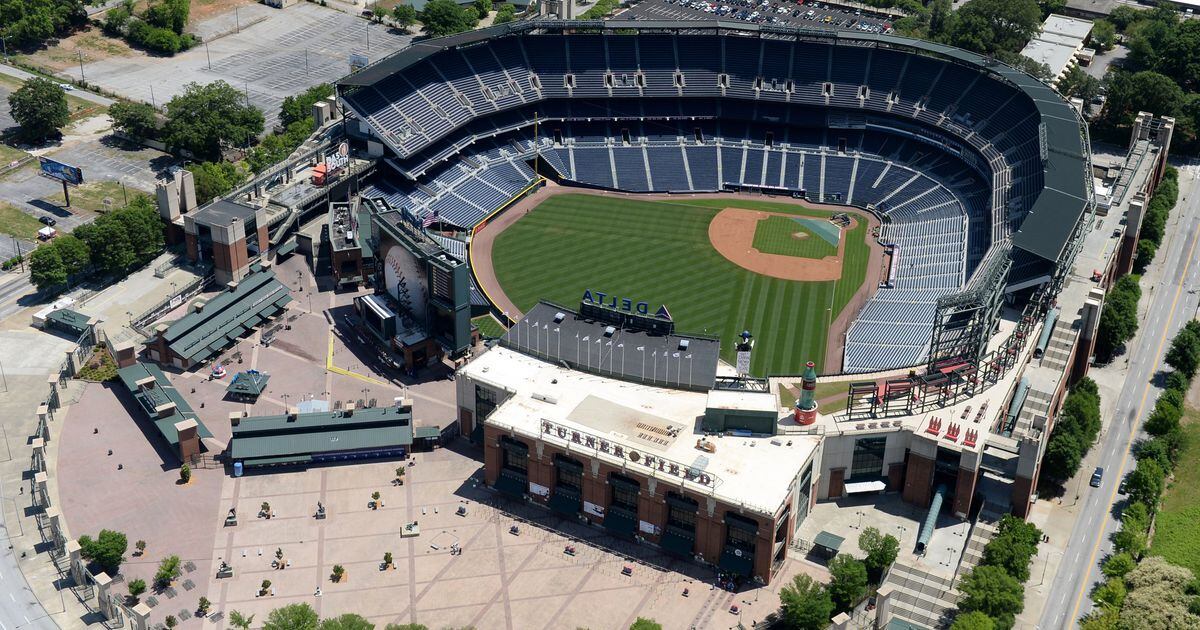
752,215,837,259
490,194,871,375
779,380,851,412
471,314,508,339
1148,406,1200,576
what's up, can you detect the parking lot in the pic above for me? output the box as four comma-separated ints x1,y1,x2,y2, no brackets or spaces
61,3,411,128
624,0,894,32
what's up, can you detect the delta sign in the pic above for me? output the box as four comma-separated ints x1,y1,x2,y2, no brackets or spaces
581,289,672,321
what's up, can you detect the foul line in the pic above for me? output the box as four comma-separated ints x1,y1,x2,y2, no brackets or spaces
325,330,391,387
1066,217,1200,626
467,177,545,326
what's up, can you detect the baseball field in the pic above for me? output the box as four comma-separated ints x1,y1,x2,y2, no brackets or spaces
487,193,874,375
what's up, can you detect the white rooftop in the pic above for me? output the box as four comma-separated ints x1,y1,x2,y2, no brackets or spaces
464,346,818,515
1043,14,1094,39
1021,14,1093,80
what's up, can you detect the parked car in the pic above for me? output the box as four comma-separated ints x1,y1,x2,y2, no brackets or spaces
1090,467,1104,487
39,215,56,226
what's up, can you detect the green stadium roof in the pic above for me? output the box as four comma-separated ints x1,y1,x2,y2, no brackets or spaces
45,308,94,336
226,371,270,397
117,362,213,447
230,405,414,462
163,269,292,364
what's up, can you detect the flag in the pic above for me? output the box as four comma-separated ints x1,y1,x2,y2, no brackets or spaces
672,352,680,358
582,336,590,342
422,210,438,228
637,346,645,351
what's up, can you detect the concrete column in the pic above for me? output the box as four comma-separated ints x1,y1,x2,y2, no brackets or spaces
95,572,114,620
36,404,49,440
45,506,62,548
31,438,44,472
34,472,48,507
63,349,76,378
175,419,200,463
131,602,151,630
874,585,896,629
66,540,83,587
1012,435,1042,518
832,612,852,629
953,448,981,518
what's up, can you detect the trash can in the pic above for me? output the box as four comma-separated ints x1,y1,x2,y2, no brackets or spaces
233,461,243,477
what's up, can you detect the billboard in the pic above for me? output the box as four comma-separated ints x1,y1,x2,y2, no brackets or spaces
38,157,83,186
349,53,369,72
324,142,350,178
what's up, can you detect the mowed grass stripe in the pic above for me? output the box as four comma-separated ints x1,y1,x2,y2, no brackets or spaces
489,193,871,374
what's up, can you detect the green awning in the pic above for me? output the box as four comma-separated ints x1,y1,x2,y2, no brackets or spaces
494,473,526,498
604,508,637,538
719,547,755,576
813,530,845,553
276,240,298,257
549,490,581,516
660,529,694,558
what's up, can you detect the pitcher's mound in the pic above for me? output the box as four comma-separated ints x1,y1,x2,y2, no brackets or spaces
709,208,853,281
792,232,810,240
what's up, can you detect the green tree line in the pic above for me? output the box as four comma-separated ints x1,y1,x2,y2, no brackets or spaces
952,515,1042,629
1040,377,1103,488
29,195,164,291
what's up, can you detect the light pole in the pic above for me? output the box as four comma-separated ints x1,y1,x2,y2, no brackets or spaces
77,52,86,83
206,42,212,70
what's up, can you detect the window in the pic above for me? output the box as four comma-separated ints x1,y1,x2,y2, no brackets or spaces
609,474,639,511
718,73,730,88
475,385,499,421
564,74,576,89
674,71,685,88
851,436,887,479
555,455,582,491
667,494,697,530
500,437,527,474
822,82,833,96
725,515,757,552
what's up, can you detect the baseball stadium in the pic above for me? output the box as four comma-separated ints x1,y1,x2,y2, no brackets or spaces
336,19,1093,378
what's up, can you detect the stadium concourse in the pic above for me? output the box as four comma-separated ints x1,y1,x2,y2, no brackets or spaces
338,19,1092,377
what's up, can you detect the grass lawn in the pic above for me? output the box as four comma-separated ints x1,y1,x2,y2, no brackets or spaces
1148,406,1200,576
471,314,507,339
0,143,31,167
779,380,852,412
752,215,838,259
490,194,871,375
0,74,107,123
0,202,45,240
45,180,139,214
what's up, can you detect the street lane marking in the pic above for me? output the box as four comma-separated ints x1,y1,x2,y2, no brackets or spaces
1066,216,1200,626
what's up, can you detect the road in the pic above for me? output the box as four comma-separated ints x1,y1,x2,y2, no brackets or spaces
1039,161,1200,629
0,484,59,630
0,64,114,108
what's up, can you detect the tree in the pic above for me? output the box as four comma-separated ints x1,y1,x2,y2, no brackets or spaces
1166,325,1200,378
112,196,164,263
127,578,147,599
135,540,147,555
155,555,182,586
858,527,900,581
103,5,131,35
383,551,393,568
179,463,191,483
628,619,662,630
827,555,868,613
421,0,477,38
54,234,91,279
189,161,243,205
1125,457,1164,511
1133,239,1157,273
1092,577,1127,611
331,564,346,582
392,4,419,31
263,603,319,630
473,0,491,19
1095,274,1141,360
75,215,135,275
1041,429,1083,484
950,611,996,630
228,611,255,630
165,615,177,629
1120,557,1200,629
1103,71,1186,129
1108,5,1145,30
78,529,128,574
1091,19,1116,52
198,596,211,615
1058,66,1102,104
280,84,334,129
1101,552,1136,579
29,245,67,291
319,614,375,630
162,81,264,161
942,0,1043,55
8,78,70,144
956,565,1024,629
779,573,835,630
1113,502,1149,556
493,3,516,24
109,101,159,141
372,4,387,22
981,515,1041,582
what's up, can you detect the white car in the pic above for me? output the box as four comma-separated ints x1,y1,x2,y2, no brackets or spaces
59,83,75,91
